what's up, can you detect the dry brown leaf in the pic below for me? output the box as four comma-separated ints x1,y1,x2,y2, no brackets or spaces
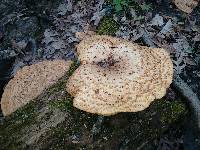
149,14,164,27
174,0,199,13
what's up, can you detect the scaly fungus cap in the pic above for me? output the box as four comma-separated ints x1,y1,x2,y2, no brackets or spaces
66,34,173,115
1,60,72,116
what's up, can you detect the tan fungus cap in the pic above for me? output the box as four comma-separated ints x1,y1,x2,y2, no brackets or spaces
66,35,173,115
1,60,72,116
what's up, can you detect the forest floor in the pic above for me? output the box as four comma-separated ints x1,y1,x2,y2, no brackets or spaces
0,0,200,149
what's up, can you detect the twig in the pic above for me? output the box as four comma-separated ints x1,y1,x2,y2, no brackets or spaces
142,29,200,129
173,73,200,128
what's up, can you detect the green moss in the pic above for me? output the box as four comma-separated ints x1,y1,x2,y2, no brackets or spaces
97,17,119,35
67,60,80,76
42,109,98,149
47,61,80,94
49,94,73,111
47,80,65,94
158,100,187,124
1,101,36,130
47,61,80,111
0,101,36,148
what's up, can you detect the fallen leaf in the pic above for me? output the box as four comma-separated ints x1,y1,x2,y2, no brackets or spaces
148,14,164,27
174,0,199,13
157,19,174,39
184,57,196,65
91,8,107,26
115,26,131,40
173,51,186,74
193,34,200,42
173,37,192,53
57,0,73,15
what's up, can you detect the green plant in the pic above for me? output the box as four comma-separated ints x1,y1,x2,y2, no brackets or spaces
113,0,129,13
112,0,152,14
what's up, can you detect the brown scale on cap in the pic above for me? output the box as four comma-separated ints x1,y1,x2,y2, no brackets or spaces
1,60,72,116
66,34,173,115
174,0,199,13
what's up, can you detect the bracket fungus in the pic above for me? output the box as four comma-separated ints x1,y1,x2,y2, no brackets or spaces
174,0,199,13
66,34,173,115
1,60,72,116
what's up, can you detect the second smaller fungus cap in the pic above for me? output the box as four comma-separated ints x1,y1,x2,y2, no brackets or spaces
66,35,173,115
1,60,72,116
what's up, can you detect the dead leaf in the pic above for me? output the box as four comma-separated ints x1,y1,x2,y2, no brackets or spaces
172,37,192,53
57,0,73,15
42,29,68,59
157,19,174,39
174,0,199,13
193,34,200,42
173,51,186,74
130,28,144,41
148,14,164,27
90,8,107,26
116,26,131,40
184,57,196,65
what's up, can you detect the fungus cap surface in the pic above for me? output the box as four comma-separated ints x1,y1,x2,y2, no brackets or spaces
1,60,72,116
174,0,199,13
66,35,173,115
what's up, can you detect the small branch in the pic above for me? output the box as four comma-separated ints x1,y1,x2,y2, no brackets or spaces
142,29,200,129
173,73,200,128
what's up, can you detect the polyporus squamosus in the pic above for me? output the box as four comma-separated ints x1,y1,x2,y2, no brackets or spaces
174,0,199,13
1,60,72,116
66,34,173,115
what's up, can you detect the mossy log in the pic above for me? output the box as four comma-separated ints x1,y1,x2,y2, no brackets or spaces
0,62,188,149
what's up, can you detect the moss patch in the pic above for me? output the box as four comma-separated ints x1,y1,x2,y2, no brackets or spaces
48,94,73,111
94,98,188,149
47,60,80,94
159,100,187,124
0,101,36,149
67,60,80,76
97,17,119,35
